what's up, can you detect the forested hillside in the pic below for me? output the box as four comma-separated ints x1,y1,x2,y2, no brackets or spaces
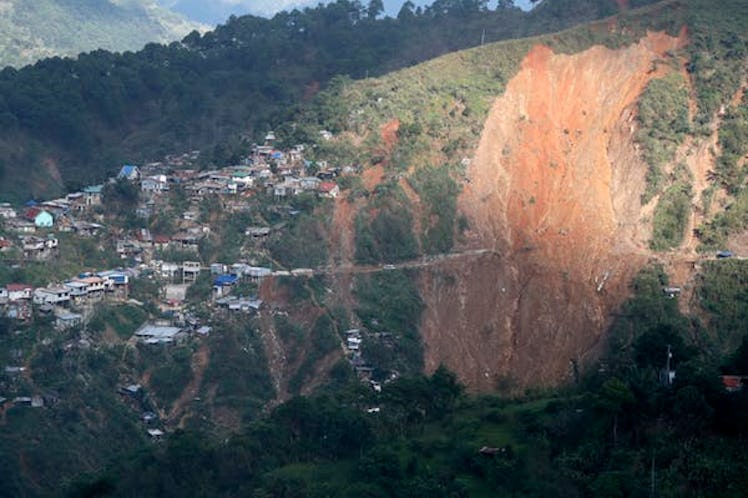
0,0,202,69
69,276,748,497
0,0,656,201
1,0,747,496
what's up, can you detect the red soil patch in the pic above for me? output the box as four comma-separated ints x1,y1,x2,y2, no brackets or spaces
381,118,400,152
421,31,688,391
362,164,385,191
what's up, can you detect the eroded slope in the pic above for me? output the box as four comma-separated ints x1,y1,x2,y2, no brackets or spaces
420,31,688,390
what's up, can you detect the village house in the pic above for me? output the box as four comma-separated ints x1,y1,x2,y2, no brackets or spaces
182,262,201,283
33,286,71,306
187,180,224,197
215,296,263,313
54,311,83,330
213,274,238,297
40,200,69,217
66,192,86,213
160,262,181,280
288,144,305,162
231,170,254,188
141,175,170,194
117,165,141,182
116,239,143,260
74,276,106,301
71,221,104,237
273,179,303,198
0,202,17,219
171,232,200,252
97,271,130,298
134,322,185,345
6,218,36,233
0,238,13,252
318,181,340,199
82,185,104,207
21,235,58,260
152,234,171,251
64,280,89,304
26,208,54,228
7,283,33,302
300,176,321,191
0,287,8,304
210,263,227,275
721,375,748,392
245,226,271,238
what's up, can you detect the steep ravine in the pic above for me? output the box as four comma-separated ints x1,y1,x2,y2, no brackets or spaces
419,31,689,391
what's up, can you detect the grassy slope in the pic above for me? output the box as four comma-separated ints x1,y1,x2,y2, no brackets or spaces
307,0,686,263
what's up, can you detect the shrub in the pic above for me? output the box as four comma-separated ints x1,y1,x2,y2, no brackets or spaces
408,164,460,254
650,182,692,251
636,73,690,203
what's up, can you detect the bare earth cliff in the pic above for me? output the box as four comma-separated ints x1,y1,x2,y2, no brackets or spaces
418,31,689,391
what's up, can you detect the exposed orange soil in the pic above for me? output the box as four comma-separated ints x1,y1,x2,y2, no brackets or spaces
381,119,400,152
362,163,385,191
420,31,688,391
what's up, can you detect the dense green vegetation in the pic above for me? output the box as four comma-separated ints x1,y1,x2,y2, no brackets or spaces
650,177,692,251
408,164,461,254
88,304,148,339
66,265,748,497
0,322,147,497
287,312,343,395
697,260,748,352
685,0,748,131
696,89,748,249
354,270,424,377
2,1,748,495
355,181,420,264
268,212,330,269
636,73,690,203
201,318,275,423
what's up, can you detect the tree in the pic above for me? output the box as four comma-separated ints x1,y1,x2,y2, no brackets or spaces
596,377,635,445
725,335,748,373
367,0,384,19
397,1,416,21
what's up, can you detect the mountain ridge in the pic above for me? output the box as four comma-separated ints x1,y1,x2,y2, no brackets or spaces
0,0,205,69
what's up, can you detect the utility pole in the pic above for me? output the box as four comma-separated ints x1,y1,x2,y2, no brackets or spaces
665,344,672,385
481,28,486,46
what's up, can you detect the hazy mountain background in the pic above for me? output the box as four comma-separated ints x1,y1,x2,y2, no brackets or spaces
0,0,205,68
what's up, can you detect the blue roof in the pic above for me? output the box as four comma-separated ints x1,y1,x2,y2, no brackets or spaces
271,152,283,159
25,200,38,207
83,184,104,194
118,165,138,178
214,274,238,286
